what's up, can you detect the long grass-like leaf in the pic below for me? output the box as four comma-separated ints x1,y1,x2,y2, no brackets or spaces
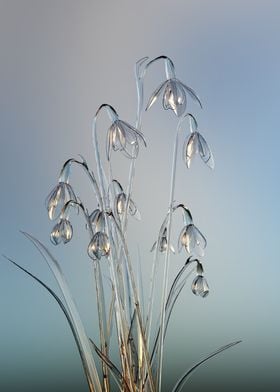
171,341,242,392
2,255,96,391
89,338,131,392
150,264,194,366
128,311,139,383
21,232,102,392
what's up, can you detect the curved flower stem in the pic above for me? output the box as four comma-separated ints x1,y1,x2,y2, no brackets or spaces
92,104,118,211
105,215,136,391
145,55,176,80
122,56,175,236
59,158,103,208
157,116,186,391
121,58,147,235
92,107,135,391
145,215,168,349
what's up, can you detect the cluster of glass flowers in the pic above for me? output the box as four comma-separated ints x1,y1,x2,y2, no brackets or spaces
3,54,241,392
43,55,216,392
46,56,214,301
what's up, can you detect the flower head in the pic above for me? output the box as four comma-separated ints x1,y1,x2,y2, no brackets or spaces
46,182,76,220
89,209,106,232
115,192,141,220
178,224,207,257
106,119,146,160
184,131,214,169
50,218,73,245
191,275,209,298
146,78,202,117
87,232,110,260
151,227,175,254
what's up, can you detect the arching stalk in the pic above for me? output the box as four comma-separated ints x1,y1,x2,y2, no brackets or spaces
92,105,136,391
157,115,186,391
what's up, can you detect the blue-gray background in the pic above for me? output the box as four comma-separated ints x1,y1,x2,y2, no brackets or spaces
0,0,279,391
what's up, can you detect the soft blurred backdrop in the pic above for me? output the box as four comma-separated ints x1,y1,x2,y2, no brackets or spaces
0,0,279,391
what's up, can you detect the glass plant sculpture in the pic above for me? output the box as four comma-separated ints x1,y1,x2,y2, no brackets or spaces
4,56,241,392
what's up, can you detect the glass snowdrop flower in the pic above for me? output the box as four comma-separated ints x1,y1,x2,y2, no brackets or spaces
87,232,110,260
191,275,209,298
89,209,106,232
115,192,141,220
146,78,202,117
106,119,146,160
178,224,207,257
50,218,73,245
184,130,214,169
151,227,175,254
46,182,76,220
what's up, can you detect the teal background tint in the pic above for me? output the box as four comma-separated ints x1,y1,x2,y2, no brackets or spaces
0,1,279,391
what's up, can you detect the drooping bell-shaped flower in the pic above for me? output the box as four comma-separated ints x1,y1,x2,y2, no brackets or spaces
87,232,110,260
191,275,209,298
89,209,106,232
106,119,146,160
184,131,214,169
146,79,202,117
115,192,141,220
178,224,207,257
151,227,175,254
50,218,73,245
46,182,77,220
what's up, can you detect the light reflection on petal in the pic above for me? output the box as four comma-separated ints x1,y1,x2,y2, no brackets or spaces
87,232,110,260
191,275,209,298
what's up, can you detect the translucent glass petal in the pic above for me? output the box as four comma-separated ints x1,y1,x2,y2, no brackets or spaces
87,232,110,260
170,244,176,254
162,79,187,116
184,132,199,168
146,80,167,111
184,225,196,253
192,225,207,256
180,224,207,256
162,81,172,110
106,124,114,160
121,121,147,147
181,80,203,108
50,222,62,245
60,219,73,244
129,198,141,220
115,192,126,214
89,209,106,232
197,132,215,169
46,183,65,220
172,80,187,117
191,275,209,298
65,183,76,202
177,227,186,253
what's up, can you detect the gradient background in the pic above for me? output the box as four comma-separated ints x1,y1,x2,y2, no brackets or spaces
0,0,279,391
